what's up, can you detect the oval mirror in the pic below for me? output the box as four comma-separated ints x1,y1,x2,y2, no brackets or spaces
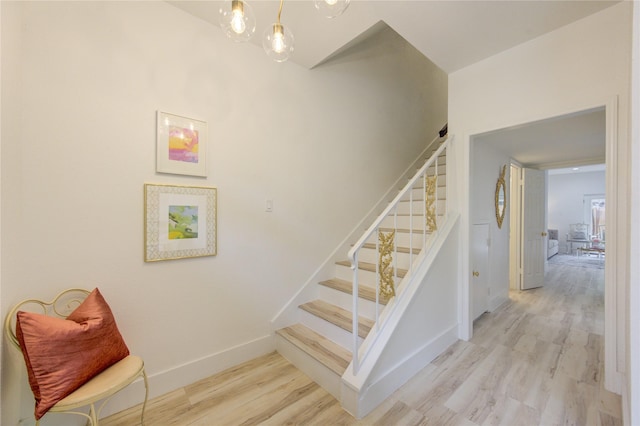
495,165,507,229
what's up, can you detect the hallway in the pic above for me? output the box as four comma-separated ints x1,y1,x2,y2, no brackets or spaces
102,259,621,425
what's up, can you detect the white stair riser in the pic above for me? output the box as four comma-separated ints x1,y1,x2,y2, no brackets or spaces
335,263,407,290
410,173,446,184
425,151,446,161
405,186,446,200
396,201,446,216
366,230,428,248
354,246,418,270
276,335,342,399
378,216,446,234
381,215,430,230
317,284,381,320
394,231,431,248
417,174,446,186
299,309,364,349
335,264,378,287
363,227,429,247
425,162,446,173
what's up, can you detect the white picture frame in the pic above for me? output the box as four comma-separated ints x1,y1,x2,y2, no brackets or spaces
156,111,207,177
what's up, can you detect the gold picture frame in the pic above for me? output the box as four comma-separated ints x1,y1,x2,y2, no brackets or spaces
144,184,217,262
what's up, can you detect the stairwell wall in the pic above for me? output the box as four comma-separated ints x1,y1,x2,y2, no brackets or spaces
0,2,447,424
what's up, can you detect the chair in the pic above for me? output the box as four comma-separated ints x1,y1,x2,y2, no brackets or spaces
4,288,148,425
568,223,589,240
566,223,590,254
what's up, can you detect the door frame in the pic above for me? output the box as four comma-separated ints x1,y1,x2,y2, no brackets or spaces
509,163,522,290
461,96,622,394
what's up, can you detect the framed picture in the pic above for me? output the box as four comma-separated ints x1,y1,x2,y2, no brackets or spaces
144,184,217,262
156,111,207,177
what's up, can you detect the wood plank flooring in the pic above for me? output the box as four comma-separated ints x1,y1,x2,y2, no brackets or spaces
102,256,621,425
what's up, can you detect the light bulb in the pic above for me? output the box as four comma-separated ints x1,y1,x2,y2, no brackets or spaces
230,9,246,34
219,0,256,42
314,0,350,18
272,30,285,53
263,23,294,62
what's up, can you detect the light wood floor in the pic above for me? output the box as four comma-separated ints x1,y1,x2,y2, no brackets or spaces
102,256,621,425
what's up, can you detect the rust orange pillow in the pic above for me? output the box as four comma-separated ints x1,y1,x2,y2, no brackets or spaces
16,288,130,420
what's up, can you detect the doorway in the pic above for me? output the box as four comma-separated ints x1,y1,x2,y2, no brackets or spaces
466,100,622,393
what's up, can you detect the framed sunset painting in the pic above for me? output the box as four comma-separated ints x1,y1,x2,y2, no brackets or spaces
144,184,217,261
156,111,207,177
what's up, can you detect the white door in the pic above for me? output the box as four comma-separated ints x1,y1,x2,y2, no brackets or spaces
522,168,546,290
472,223,490,319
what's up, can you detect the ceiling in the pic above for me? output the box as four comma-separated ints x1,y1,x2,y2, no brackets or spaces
473,107,606,169
168,0,620,72
169,0,617,168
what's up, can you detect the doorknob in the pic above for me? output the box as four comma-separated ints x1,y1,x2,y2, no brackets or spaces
541,232,548,237
472,271,479,277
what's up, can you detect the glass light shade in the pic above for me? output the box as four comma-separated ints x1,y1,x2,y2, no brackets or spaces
219,0,256,42
314,0,350,18
262,23,294,62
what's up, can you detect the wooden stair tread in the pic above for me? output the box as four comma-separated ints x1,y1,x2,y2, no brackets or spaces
412,182,446,189
300,300,373,339
318,278,388,305
378,227,429,236
361,242,421,255
394,213,445,217
276,324,352,376
398,197,446,202
336,260,407,278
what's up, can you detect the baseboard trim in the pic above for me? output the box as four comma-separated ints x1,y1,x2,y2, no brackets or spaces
100,334,275,418
488,295,509,312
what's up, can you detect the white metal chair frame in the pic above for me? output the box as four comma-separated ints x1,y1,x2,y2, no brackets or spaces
4,288,149,426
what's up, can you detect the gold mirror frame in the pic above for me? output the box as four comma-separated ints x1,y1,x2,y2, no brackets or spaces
495,165,507,229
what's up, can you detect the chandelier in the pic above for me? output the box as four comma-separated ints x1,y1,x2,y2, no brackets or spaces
219,0,351,62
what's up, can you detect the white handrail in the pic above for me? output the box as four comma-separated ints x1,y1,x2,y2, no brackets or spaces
348,135,451,373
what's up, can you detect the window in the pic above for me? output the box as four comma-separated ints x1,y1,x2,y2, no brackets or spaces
584,194,605,240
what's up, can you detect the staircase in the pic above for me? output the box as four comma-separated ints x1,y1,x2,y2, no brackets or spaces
274,134,450,414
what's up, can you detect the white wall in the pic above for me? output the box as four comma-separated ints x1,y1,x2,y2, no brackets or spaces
0,2,447,424
470,141,511,310
449,0,631,395
627,3,640,425
548,170,606,253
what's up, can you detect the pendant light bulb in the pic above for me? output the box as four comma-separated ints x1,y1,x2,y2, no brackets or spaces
314,0,350,18
219,0,256,42
263,23,294,62
272,24,286,53
230,8,246,34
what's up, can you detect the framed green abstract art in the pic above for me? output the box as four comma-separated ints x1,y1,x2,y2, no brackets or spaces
144,184,217,262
